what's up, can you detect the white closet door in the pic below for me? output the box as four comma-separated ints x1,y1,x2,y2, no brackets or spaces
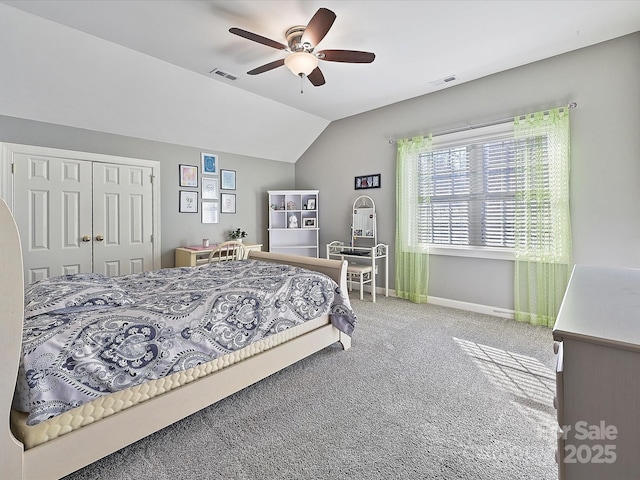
92,163,153,276
13,154,93,283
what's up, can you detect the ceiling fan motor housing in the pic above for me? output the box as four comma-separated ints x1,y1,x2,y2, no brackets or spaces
286,26,312,53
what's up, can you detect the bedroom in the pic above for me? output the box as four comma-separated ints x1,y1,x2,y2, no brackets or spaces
1,1,639,479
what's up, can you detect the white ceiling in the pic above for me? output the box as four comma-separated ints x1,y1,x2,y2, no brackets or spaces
2,0,640,160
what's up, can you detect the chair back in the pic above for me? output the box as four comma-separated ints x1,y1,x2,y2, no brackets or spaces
208,241,246,263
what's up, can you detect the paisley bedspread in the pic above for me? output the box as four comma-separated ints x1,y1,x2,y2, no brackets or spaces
13,260,356,425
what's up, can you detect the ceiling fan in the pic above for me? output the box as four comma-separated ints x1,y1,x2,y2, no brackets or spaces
229,7,375,88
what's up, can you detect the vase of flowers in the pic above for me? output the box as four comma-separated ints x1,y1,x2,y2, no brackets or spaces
230,228,247,243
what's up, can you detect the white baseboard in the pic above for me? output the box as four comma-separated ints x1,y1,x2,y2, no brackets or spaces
427,296,515,320
353,285,514,320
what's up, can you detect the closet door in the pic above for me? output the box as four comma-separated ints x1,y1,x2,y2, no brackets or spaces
13,153,155,283
13,154,93,283
92,163,153,276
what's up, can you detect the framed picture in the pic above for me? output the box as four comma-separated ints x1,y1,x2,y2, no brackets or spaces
303,217,316,228
221,193,236,214
201,153,217,175
179,164,198,187
221,169,236,190
202,177,219,200
179,190,198,213
201,201,219,224
355,173,381,190
306,198,316,210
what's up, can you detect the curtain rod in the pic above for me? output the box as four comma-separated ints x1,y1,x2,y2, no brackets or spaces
388,102,577,144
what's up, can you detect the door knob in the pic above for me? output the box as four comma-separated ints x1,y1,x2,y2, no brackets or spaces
96,235,104,242
82,235,91,242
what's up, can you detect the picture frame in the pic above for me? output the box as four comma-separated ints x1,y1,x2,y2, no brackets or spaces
201,177,219,200
179,190,198,213
355,173,381,190
179,164,198,187
303,217,316,228
306,198,316,210
201,153,218,175
221,193,236,214
201,201,219,224
221,169,236,190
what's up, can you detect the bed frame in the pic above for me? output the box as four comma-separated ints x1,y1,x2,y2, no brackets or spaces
0,198,351,480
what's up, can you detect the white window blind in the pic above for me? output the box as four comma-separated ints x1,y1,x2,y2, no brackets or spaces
416,124,550,250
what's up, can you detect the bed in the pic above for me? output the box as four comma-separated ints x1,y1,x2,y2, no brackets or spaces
0,198,355,480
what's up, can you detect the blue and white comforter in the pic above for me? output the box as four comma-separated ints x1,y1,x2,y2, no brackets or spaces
13,260,356,425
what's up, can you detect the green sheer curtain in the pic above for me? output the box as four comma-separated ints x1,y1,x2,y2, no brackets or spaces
514,108,572,327
396,135,431,303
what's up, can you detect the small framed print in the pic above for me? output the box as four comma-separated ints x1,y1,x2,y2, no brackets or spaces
201,201,219,224
303,217,316,228
179,164,198,187
306,198,316,210
221,193,236,214
179,190,198,213
201,153,217,175
355,173,381,190
221,169,236,190
202,177,219,200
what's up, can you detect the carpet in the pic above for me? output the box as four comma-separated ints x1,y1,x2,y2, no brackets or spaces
64,294,558,480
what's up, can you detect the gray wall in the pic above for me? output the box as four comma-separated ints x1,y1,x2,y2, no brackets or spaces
295,32,640,310
0,115,295,267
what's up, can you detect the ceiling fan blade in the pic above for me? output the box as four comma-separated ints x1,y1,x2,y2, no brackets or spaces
247,59,285,75
318,49,376,63
301,8,336,47
229,27,287,50
307,67,326,86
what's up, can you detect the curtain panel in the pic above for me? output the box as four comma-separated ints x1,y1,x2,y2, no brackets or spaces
396,136,431,303
513,108,572,327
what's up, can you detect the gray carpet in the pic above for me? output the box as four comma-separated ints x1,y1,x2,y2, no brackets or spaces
64,294,558,480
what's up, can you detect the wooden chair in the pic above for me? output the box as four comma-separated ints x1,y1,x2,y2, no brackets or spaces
207,241,246,263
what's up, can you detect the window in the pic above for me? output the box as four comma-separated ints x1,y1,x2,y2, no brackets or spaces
415,123,550,253
396,107,570,311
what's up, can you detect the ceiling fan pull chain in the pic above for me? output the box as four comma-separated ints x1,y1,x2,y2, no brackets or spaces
300,74,304,94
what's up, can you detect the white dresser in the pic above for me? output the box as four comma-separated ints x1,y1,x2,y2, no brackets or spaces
553,265,640,479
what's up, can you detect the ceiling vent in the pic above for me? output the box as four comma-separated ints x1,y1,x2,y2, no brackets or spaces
429,75,457,86
209,68,238,81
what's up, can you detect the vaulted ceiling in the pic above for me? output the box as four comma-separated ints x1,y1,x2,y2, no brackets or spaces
2,1,639,162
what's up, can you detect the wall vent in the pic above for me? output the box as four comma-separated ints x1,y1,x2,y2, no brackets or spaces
429,74,457,86
209,68,238,81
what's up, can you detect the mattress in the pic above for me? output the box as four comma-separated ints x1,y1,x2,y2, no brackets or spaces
11,315,328,449
14,261,356,426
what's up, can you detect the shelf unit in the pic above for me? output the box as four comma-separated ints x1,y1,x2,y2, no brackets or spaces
268,190,319,257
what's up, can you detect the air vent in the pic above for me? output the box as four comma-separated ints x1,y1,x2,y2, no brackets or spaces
429,75,457,86
209,68,238,81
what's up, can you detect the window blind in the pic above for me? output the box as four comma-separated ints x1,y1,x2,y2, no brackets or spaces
416,129,551,250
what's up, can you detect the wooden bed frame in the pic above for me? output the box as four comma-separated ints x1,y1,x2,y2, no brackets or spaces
0,198,351,480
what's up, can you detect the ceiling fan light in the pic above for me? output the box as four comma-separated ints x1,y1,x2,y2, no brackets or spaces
284,52,318,77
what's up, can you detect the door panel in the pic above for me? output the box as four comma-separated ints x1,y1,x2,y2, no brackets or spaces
14,154,93,283
92,163,153,276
